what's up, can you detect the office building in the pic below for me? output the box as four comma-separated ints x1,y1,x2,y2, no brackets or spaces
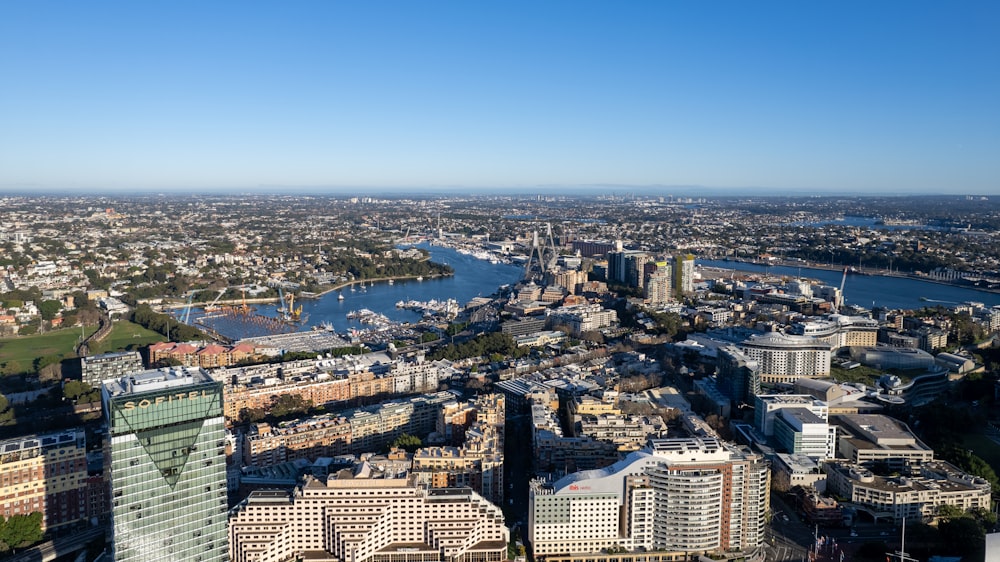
772,408,836,461
103,367,228,562
229,474,509,562
81,351,143,387
529,438,769,561
831,414,933,470
753,395,828,436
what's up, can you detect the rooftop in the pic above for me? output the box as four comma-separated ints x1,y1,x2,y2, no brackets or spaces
102,366,214,396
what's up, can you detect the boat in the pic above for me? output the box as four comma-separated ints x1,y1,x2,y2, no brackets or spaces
388,279,394,285
416,276,424,282
338,292,345,301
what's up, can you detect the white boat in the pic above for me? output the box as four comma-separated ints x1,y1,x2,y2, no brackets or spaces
416,276,424,281
338,292,345,301
388,279,394,285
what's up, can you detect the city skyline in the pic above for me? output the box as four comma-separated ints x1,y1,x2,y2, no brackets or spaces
1,1,998,194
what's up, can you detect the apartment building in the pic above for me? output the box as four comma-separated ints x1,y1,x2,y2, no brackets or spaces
529,438,769,561
229,474,509,562
0,429,88,530
825,461,991,523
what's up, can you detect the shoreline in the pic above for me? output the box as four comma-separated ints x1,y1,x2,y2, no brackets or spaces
702,259,1000,297
303,273,455,299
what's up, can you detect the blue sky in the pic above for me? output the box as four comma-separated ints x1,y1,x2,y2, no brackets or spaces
1,1,997,194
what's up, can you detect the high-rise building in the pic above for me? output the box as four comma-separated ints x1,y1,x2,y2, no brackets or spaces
624,253,652,288
103,367,228,562
715,346,760,405
673,255,695,295
529,438,769,561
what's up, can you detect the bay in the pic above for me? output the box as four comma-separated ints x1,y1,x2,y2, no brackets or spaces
699,259,1000,311
188,243,524,339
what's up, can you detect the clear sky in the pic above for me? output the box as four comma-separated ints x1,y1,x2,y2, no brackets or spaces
1,1,998,195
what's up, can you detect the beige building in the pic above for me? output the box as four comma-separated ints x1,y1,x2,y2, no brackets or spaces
825,460,991,523
229,474,509,562
0,429,89,530
413,394,506,504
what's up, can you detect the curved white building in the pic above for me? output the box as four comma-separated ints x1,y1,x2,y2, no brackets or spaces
529,438,769,561
740,332,831,384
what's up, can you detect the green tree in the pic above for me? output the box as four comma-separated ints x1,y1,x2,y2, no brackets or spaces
270,394,311,418
0,512,43,550
390,433,423,453
0,395,13,425
37,300,62,321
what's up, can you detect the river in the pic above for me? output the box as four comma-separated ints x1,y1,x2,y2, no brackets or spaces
187,243,524,338
699,259,1000,310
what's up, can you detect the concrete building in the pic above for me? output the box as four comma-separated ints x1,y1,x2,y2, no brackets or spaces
81,351,144,387
644,266,672,305
0,429,89,530
740,332,831,384
529,438,769,561
825,460,991,523
832,414,933,471
547,304,618,336
754,395,828,436
788,316,879,351
228,474,509,562
413,394,506,504
103,367,228,562
771,453,826,493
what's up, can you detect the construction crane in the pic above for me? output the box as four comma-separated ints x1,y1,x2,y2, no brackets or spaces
276,286,304,322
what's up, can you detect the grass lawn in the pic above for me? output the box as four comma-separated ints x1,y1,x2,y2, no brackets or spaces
89,320,165,355
0,326,98,374
961,432,1000,473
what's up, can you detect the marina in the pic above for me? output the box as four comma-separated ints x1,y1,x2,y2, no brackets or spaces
176,243,523,342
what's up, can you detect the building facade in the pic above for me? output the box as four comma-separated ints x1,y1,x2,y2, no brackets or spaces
0,429,88,530
103,367,228,562
81,351,144,387
529,438,769,561
229,475,509,562
740,333,831,384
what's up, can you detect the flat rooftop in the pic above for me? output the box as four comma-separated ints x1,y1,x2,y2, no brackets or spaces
103,366,213,396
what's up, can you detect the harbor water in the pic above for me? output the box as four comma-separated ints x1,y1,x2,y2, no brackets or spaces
699,259,1000,310
188,243,524,339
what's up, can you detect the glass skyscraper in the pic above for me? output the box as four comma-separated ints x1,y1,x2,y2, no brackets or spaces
103,367,228,562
